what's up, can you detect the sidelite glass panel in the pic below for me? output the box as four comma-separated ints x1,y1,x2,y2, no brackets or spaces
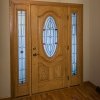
72,13,77,76
43,16,58,57
18,11,26,84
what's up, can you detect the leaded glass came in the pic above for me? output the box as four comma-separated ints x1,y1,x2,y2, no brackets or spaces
43,16,58,57
72,13,77,76
18,11,26,84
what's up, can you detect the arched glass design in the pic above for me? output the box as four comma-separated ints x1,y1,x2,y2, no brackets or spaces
43,16,58,57
18,11,26,84
72,13,77,76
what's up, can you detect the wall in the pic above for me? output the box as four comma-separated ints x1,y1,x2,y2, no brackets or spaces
0,3,1,66
0,3,1,92
90,0,100,86
0,0,90,98
0,0,11,99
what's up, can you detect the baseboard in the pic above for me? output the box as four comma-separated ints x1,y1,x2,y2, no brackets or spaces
96,86,100,93
87,81,100,94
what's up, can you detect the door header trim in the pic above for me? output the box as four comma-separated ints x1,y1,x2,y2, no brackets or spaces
10,0,83,7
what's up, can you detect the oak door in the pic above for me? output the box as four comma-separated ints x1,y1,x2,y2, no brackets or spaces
11,1,83,97
31,5,68,94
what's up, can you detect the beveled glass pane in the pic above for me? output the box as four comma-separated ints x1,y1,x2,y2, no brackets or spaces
72,13,77,75
43,16,58,57
18,11,26,84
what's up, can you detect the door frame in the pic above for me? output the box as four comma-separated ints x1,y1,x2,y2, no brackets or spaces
10,0,83,98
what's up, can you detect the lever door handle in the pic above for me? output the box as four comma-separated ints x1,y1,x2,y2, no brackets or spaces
33,53,39,56
33,47,36,50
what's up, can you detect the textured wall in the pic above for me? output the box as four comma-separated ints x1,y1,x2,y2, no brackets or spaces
90,0,100,86
0,0,91,98
0,0,11,99
0,3,1,65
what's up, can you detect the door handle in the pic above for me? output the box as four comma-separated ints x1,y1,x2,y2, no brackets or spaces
33,47,36,50
33,53,39,56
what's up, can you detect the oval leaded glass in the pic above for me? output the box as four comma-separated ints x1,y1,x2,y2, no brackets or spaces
43,16,58,57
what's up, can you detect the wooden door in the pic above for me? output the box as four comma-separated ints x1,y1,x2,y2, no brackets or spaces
10,1,83,97
31,5,68,94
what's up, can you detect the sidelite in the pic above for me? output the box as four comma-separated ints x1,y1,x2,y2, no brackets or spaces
43,16,58,57
18,11,26,84
72,13,77,75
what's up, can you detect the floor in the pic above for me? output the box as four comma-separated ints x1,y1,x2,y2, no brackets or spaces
13,82,100,100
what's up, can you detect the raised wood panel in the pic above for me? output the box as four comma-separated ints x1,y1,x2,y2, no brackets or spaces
38,79,63,92
39,64,49,81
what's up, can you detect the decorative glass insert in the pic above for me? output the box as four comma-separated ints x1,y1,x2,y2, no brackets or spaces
18,11,26,84
43,16,58,57
71,13,77,76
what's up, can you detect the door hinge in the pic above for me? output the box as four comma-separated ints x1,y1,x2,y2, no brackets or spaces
67,76,69,80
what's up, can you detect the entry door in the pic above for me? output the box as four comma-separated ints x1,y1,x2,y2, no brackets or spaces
11,1,83,97
31,5,68,93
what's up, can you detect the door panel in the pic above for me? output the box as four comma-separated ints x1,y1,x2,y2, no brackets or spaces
31,5,68,93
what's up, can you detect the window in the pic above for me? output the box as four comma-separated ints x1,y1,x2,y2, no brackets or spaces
71,13,77,76
18,11,26,84
43,16,58,57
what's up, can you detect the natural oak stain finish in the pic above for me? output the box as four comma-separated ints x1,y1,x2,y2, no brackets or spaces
10,0,83,97
31,5,68,94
